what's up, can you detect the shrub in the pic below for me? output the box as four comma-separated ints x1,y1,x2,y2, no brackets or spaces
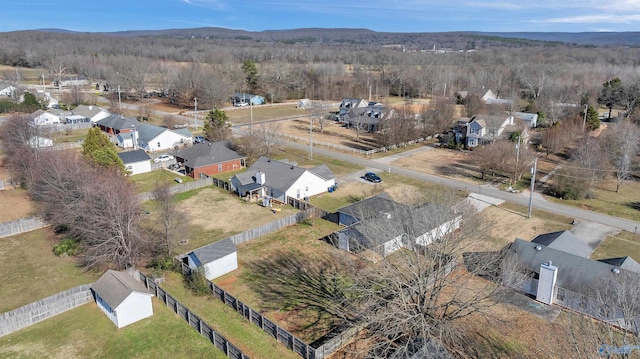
53,238,79,257
185,268,211,296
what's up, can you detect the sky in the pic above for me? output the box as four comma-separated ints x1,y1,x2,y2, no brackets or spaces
1,0,639,33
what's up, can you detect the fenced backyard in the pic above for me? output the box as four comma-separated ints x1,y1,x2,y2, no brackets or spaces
0,284,93,337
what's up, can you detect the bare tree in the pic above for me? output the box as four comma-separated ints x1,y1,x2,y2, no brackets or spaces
419,98,456,138
0,114,47,187
256,122,281,156
152,182,188,258
603,121,640,192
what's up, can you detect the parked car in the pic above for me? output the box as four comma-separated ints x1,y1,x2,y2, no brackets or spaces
234,101,249,107
193,136,205,144
364,172,382,183
153,155,174,163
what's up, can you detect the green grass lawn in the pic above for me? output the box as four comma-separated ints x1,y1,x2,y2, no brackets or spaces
0,229,100,313
159,271,302,359
130,169,194,193
0,301,226,359
590,231,640,263
545,180,640,222
226,105,307,125
50,128,90,144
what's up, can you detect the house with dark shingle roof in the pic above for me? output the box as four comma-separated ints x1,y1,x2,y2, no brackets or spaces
336,193,461,258
174,141,245,179
91,270,153,328
184,238,238,280
230,156,336,203
95,115,139,148
118,149,151,175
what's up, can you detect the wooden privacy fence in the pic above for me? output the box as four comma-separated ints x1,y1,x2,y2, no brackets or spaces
139,272,251,359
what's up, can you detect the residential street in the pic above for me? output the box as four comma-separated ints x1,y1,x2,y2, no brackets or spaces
281,139,640,233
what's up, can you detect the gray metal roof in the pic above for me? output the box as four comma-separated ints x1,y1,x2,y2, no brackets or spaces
233,156,307,193
118,149,151,164
191,238,237,265
338,193,397,221
91,270,151,310
173,128,192,138
96,114,139,130
531,230,593,257
175,141,245,168
135,124,166,143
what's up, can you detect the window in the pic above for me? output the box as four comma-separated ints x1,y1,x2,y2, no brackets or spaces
157,142,161,148
126,165,133,170
218,163,222,171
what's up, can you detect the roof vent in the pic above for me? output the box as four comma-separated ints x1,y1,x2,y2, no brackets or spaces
290,166,294,169
535,245,542,251
612,268,620,274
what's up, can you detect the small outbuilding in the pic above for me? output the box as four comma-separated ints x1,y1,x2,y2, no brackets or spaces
184,238,238,281
91,270,154,329
118,149,152,175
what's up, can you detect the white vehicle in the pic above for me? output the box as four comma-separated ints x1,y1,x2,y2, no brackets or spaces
153,155,174,163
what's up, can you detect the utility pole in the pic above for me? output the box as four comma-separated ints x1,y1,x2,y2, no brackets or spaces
513,135,521,186
527,157,538,219
249,100,254,136
194,97,197,127
582,104,588,132
117,85,121,110
309,117,313,160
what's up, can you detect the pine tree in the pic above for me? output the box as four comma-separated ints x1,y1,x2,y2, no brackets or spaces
82,127,125,171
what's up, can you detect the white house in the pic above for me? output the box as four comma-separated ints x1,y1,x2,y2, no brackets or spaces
231,156,336,203
91,270,153,329
31,110,61,126
28,136,54,148
70,105,111,123
184,238,238,281
135,124,192,152
118,149,152,175
0,82,17,99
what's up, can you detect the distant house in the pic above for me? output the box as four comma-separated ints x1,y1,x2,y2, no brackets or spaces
297,98,312,109
503,232,640,331
53,75,90,88
230,156,336,203
513,112,538,128
338,98,369,119
230,93,265,106
118,149,152,175
135,124,191,152
95,115,139,148
0,82,17,99
28,136,53,148
336,193,461,258
91,270,153,329
69,105,111,123
174,141,245,179
183,238,238,281
340,102,397,132
454,114,514,147
31,110,62,126
457,88,497,103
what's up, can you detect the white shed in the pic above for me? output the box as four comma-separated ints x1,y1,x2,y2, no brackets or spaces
91,270,153,328
185,238,238,280
118,149,152,176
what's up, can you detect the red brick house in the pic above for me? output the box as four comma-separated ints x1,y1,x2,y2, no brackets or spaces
174,141,245,179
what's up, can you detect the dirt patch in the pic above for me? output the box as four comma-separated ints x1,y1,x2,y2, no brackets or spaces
393,147,482,183
0,189,35,222
279,118,380,151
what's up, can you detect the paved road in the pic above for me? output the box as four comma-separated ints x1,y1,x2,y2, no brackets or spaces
281,139,640,233
85,96,640,233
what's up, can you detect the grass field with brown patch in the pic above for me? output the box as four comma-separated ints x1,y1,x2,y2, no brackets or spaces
0,188,35,222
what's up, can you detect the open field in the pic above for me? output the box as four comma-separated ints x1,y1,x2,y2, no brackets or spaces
159,271,302,359
392,147,485,184
226,104,308,124
0,188,34,222
278,118,380,151
270,146,365,177
0,229,100,313
0,301,226,359
545,179,640,222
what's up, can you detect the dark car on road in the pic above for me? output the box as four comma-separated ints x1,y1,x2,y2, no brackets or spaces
364,172,382,183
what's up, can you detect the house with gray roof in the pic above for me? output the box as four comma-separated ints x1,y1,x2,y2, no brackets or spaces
118,149,151,175
338,98,369,118
91,270,153,328
503,232,640,331
339,102,397,132
230,156,336,203
336,193,461,258
184,238,238,280
230,92,265,106
135,123,191,152
174,141,245,179
96,115,139,148
68,105,111,123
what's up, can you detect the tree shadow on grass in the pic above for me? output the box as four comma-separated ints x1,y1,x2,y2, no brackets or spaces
625,202,640,211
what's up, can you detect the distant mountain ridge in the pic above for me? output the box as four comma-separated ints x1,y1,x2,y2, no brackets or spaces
27,27,640,47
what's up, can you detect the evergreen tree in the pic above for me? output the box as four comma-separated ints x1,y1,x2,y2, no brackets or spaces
203,109,231,142
242,59,259,92
82,127,125,170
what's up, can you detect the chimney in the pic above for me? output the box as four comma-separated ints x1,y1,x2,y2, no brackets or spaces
536,262,558,305
256,171,266,185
